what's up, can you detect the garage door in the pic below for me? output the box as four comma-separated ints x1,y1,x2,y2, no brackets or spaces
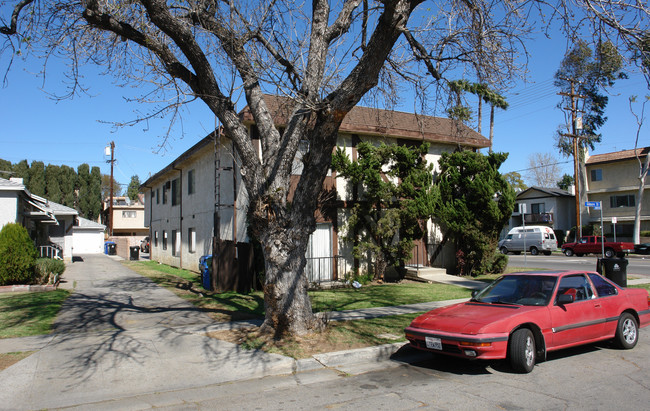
72,230,105,254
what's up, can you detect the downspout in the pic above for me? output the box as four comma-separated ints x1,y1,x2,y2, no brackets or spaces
174,167,183,269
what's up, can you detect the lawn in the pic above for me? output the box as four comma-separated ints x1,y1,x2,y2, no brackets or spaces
124,260,473,322
0,290,70,339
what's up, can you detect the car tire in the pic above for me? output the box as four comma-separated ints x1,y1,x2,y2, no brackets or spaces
614,313,638,349
500,247,509,255
564,249,574,257
509,328,536,373
530,247,539,256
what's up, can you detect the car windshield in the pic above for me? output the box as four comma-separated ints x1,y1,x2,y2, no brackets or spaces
472,275,558,306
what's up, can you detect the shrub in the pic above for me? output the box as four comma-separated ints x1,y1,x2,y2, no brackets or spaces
0,223,38,285
34,258,66,284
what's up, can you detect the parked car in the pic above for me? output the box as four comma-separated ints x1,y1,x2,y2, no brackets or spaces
498,225,557,255
404,270,650,373
561,235,635,258
635,243,650,255
140,236,150,253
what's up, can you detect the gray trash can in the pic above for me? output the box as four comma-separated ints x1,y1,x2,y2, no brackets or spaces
597,258,628,287
129,246,140,261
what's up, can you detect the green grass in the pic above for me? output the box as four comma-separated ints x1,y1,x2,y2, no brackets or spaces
124,260,472,320
0,290,70,339
630,283,650,292
310,282,471,312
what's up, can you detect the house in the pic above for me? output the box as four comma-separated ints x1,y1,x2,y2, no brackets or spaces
140,97,490,284
102,195,148,237
506,187,576,243
0,177,106,259
585,147,650,241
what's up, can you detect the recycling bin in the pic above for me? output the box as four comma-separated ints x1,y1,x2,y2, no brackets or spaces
104,241,117,255
597,258,628,287
199,255,213,290
129,246,140,260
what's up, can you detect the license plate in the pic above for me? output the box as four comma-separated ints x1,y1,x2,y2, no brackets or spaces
425,336,442,350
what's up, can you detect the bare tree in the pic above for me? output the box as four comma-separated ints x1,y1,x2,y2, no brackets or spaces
629,96,649,245
525,152,563,187
1,1,647,336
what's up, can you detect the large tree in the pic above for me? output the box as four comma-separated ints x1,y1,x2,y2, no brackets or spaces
127,175,141,202
525,152,563,188
1,1,646,336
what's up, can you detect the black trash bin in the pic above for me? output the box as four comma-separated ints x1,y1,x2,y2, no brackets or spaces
104,241,117,255
597,257,628,287
129,246,140,261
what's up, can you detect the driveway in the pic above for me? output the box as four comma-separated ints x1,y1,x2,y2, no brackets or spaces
0,254,293,410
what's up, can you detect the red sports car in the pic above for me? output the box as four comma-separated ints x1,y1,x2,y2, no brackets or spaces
405,270,650,373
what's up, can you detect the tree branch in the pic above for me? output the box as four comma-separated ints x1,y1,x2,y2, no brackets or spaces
0,0,34,35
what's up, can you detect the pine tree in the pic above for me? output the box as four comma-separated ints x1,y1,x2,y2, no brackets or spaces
60,165,77,208
76,163,91,218
45,164,62,203
127,175,141,202
28,161,46,197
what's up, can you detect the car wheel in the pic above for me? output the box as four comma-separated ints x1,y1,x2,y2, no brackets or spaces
614,313,638,349
509,328,536,373
564,249,574,257
604,248,615,258
530,247,539,256
500,247,509,255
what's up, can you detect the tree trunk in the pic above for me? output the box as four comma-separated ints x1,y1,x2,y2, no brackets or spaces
259,222,320,337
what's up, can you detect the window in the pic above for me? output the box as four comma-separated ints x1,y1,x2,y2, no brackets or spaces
151,190,155,203
557,275,594,302
591,169,602,182
122,211,137,218
188,169,196,195
610,195,635,208
172,178,181,206
588,273,618,297
156,188,160,204
171,230,180,256
162,230,167,250
531,203,545,214
162,183,168,204
188,228,196,253
154,231,158,247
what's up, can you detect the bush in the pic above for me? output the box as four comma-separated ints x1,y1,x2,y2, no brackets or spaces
0,223,38,285
34,258,66,284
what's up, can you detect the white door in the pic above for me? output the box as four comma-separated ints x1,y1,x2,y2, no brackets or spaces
306,223,333,283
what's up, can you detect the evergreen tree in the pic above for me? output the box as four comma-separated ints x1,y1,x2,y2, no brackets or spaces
434,151,515,275
13,160,30,187
127,175,141,202
87,166,103,220
60,165,77,208
76,163,91,218
28,161,46,196
45,164,62,203
557,174,575,191
0,158,12,177
332,142,435,280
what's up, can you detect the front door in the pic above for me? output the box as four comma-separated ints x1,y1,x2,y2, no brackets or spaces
306,223,333,283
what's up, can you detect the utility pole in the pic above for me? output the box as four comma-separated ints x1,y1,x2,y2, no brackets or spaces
559,78,587,239
105,141,115,237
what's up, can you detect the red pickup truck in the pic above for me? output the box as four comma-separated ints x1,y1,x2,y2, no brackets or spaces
562,236,635,258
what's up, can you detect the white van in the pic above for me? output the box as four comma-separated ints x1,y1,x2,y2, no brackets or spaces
498,226,558,256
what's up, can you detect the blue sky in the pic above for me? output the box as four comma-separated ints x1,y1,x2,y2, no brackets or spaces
0,28,647,192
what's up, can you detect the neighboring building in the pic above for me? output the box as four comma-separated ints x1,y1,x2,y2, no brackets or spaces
141,96,491,279
0,177,105,259
585,147,650,241
505,187,576,243
103,195,148,237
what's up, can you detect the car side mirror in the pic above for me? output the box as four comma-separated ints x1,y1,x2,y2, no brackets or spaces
557,294,574,305
471,290,479,298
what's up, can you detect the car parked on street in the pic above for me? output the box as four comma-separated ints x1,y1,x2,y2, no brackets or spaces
405,270,650,373
635,243,650,255
562,235,634,258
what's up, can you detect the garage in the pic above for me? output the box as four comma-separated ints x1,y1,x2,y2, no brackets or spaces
72,217,106,254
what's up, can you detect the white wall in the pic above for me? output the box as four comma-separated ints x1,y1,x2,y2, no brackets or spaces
0,191,19,229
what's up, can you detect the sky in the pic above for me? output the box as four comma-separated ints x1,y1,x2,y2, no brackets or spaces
0,21,648,192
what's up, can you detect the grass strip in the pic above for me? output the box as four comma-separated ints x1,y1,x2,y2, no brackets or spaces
0,290,70,339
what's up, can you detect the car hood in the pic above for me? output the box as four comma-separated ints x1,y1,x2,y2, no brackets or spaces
410,302,539,334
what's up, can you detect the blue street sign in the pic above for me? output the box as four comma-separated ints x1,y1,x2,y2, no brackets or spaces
585,201,601,210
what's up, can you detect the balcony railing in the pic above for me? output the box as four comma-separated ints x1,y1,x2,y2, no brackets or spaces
524,213,554,224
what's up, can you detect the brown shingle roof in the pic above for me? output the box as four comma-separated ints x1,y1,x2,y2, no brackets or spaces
586,147,650,165
239,95,490,148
